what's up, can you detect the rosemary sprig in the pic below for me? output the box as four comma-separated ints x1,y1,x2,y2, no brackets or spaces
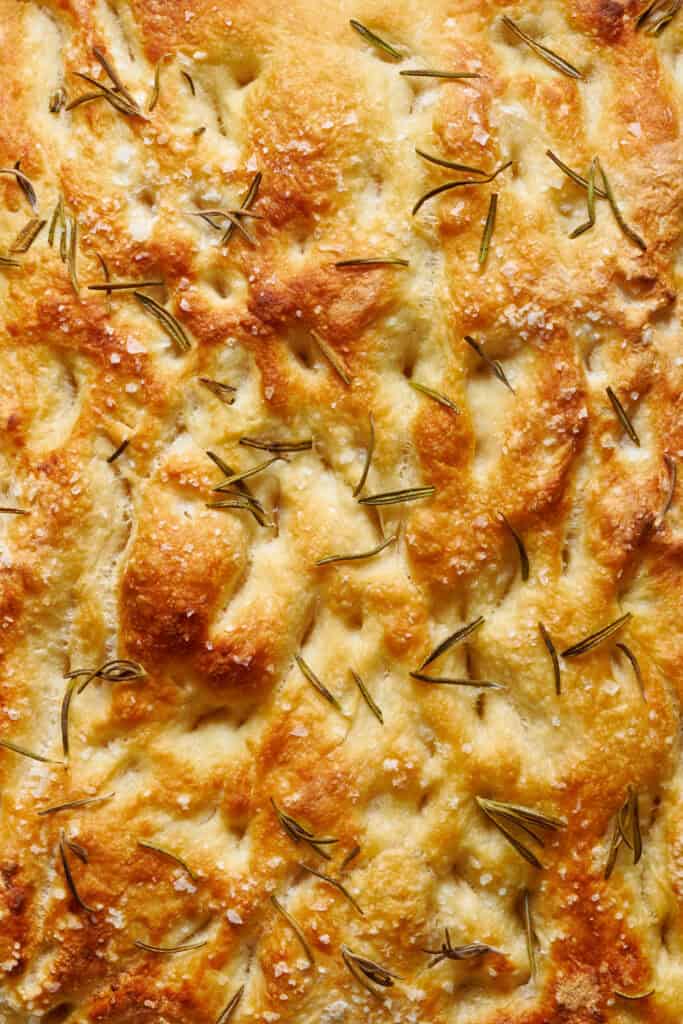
68,72,143,118
310,329,352,385
463,335,514,392
358,486,435,506
300,862,364,914
596,159,646,251
316,534,396,566
0,738,63,765
479,193,498,265
616,643,645,700
538,622,561,696
134,292,191,352
0,256,22,269
476,797,565,869
420,616,485,670
522,889,536,977
271,798,339,859
10,218,46,254
0,167,37,210
501,16,583,79
213,458,283,491
413,161,512,216
341,944,400,998
349,19,402,59
93,46,136,103
401,70,481,79
335,257,409,268
545,150,607,199
216,986,244,1024
181,70,196,95
606,386,640,445
409,381,460,413
0,506,29,514
637,0,682,33
222,172,262,245
295,654,343,712
240,437,312,453
657,454,677,526
88,280,164,292
562,612,632,658
570,157,596,238
107,439,130,464
59,830,95,912
422,928,497,967
271,894,314,962
138,840,197,880
410,671,503,689
498,512,529,580
416,148,487,175
353,414,375,497
148,54,172,112
66,659,146,695
50,87,67,113
134,938,206,954
199,377,237,405
351,670,383,724
38,793,114,816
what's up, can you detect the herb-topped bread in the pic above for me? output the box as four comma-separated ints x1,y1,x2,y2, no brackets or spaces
0,0,682,1021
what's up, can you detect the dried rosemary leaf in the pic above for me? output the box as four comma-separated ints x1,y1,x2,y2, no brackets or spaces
271,797,339,859
570,157,597,238
138,840,197,880
207,494,273,528
295,654,343,712
350,670,383,724
59,830,95,912
88,280,164,292
0,167,38,211
134,291,191,352
349,19,402,59
66,838,89,863
38,793,114,816
410,671,503,689
271,894,314,962
416,147,487,175
498,512,529,580
199,377,237,405
606,386,640,446
310,329,352,385
134,938,206,954
522,889,536,977
61,678,79,757
401,69,481,78
479,193,498,266
637,0,682,33
606,786,642,876
93,46,135,102
463,335,514,392
181,70,196,95
216,986,244,1024
213,457,283,491
545,150,607,199
614,987,655,999
66,659,146,696
0,506,29,514
501,16,583,79
358,486,435,507
353,414,375,497
10,218,46,254
538,622,561,695
49,87,67,113
335,257,409,268
616,642,646,700
0,256,22,269
316,533,396,566
596,158,646,251
341,944,400,998
413,161,512,216
0,738,63,765
240,437,312,453
657,454,677,526
300,862,364,914
341,844,361,868
409,381,460,413
107,439,130,464
70,72,144,118
64,213,79,296
422,928,498,967
148,54,173,112
420,616,485,670
562,612,632,657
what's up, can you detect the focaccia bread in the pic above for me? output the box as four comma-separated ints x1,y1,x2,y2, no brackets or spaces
0,0,682,1021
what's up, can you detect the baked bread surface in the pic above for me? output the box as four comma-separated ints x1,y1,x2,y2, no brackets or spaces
0,0,682,1021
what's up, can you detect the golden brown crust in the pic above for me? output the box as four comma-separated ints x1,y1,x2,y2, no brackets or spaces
0,0,682,1021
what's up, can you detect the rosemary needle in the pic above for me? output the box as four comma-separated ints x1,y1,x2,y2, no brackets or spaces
539,622,561,695
148,54,173,112
199,377,237,405
107,439,130,464
335,257,409,268
476,796,565,868
0,167,38,210
181,70,196,95
562,612,632,657
352,413,375,497
522,889,536,977
412,161,512,216
416,148,487,175
351,669,383,724
271,798,339,859
295,654,343,712
216,986,244,1024
0,738,63,765
138,840,197,880
0,507,29,514
349,19,402,59
422,929,498,967
10,218,46,254
300,862,364,914
134,938,206,954
614,987,655,1000
637,0,682,33
545,150,607,199
316,533,396,566
341,944,400,998
420,616,485,670
310,329,352,385
606,386,640,445
410,672,503,689
358,486,435,506
497,512,529,580
596,158,646,251
409,381,460,413
570,157,597,238
657,454,677,526
134,292,191,352
88,280,164,292
240,437,312,453
501,16,583,79
59,830,95,912
463,335,514,392
401,69,481,79
616,642,646,700
213,457,283,490
479,193,498,266
38,793,114,816
271,894,314,963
